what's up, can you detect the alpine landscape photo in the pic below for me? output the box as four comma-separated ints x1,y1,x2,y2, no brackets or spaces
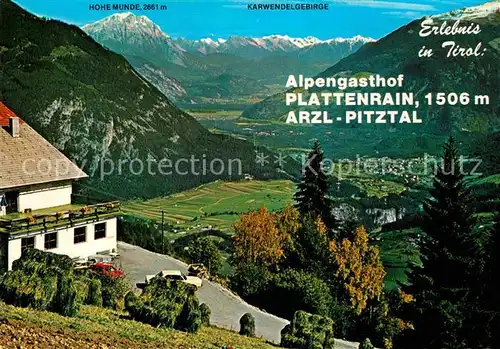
0,0,499,348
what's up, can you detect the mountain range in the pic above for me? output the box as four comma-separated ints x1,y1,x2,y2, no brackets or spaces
82,13,373,62
0,0,290,199
243,2,500,134
82,13,373,102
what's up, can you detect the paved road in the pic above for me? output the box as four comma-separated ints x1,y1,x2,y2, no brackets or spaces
117,242,360,348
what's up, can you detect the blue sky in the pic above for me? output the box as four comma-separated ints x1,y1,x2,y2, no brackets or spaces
14,0,486,40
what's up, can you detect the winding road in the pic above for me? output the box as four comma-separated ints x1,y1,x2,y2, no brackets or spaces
117,241,360,348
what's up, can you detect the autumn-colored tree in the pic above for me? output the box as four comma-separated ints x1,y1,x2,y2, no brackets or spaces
276,204,301,236
232,207,286,268
330,226,386,314
275,205,301,262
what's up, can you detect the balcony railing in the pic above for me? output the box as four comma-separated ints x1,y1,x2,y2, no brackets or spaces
0,201,120,235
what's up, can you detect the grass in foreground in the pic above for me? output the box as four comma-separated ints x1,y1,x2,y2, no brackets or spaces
0,302,279,349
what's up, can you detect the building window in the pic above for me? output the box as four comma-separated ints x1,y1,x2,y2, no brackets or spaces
21,237,35,253
74,226,86,244
44,232,57,250
94,223,106,240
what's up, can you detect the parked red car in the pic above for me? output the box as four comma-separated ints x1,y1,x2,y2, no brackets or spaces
90,262,124,279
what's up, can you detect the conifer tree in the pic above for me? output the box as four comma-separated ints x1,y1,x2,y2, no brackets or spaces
398,136,480,349
294,140,336,230
481,214,500,347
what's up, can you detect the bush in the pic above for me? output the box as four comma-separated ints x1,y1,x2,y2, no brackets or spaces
239,313,256,337
74,275,103,307
230,262,271,298
281,310,335,349
0,249,79,317
176,296,202,333
124,291,139,309
261,269,334,320
86,278,103,307
12,248,74,271
74,278,89,304
200,303,211,326
118,216,166,254
52,274,78,316
359,338,375,349
187,236,223,276
93,272,128,310
125,277,203,333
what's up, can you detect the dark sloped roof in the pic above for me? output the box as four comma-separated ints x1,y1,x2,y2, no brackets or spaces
0,102,88,190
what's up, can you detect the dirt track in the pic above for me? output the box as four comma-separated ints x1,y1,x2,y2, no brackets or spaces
117,241,361,348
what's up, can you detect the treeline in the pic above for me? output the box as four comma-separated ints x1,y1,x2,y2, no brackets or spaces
228,141,404,348
229,138,500,349
118,216,226,277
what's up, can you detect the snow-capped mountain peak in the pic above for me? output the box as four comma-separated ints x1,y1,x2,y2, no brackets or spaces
327,35,375,44
83,12,168,39
198,37,227,46
433,1,499,20
82,13,375,62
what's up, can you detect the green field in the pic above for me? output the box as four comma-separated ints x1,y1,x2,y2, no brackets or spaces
123,180,295,231
373,228,421,291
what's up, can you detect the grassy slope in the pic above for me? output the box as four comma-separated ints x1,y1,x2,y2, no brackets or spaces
123,179,295,231
0,302,278,349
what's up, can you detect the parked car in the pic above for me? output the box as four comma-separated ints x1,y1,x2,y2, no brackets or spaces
142,269,203,289
90,262,124,279
187,263,208,279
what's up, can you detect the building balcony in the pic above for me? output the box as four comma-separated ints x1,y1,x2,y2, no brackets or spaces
0,201,121,235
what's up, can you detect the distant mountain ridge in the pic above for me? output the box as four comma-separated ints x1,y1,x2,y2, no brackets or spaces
175,33,374,61
82,12,374,62
243,1,500,134
81,13,373,102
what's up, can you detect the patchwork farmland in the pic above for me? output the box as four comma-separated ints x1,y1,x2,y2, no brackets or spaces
122,180,295,231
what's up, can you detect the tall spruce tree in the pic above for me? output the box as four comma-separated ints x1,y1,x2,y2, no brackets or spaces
294,140,335,230
481,214,500,347
397,136,480,349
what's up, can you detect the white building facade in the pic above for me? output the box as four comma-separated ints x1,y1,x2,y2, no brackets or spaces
0,102,120,271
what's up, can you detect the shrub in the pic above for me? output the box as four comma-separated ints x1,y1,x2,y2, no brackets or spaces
239,313,256,337
200,303,211,326
74,278,89,304
94,272,128,310
187,236,223,276
0,249,78,317
281,310,335,349
74,275,103,307
230,262,271,298
125,277,203,333
52,273,79,316
86,278,103,307
124,291,139,309
261,269,333,319
359,338,375,349
13,248,74,271
176,296,202,333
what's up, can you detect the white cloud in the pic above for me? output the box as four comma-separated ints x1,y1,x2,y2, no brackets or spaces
382,10,425,18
